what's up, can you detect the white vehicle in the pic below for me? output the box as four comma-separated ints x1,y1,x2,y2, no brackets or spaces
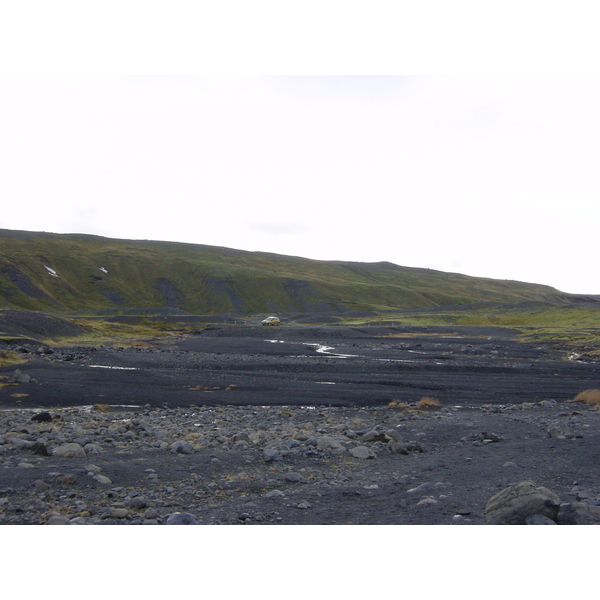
261,316,281,326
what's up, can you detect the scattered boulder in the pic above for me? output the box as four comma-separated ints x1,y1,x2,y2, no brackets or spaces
316,436,344,451
547,422,578,439
12,369,30,384
31,412,52,422
485,481,561,525
165,512,198,525
349,446,375,459
406,482,436,496
52,443,86,458
285,472,308,483
556,502,600,525
93,474,112,485
170,441,194,455
126,496,148,509
263,448,281,462
388,440,409,454
361,430,388,443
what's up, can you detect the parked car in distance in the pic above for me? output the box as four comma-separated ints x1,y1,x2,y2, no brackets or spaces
262,316,281,326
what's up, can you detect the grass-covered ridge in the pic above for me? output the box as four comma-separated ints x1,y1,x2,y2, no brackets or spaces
0,228,592,315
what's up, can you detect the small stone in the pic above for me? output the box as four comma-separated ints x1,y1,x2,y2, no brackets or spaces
70,517,87,525
297,501,312,509
265,490,285,498
57,474,76,484
362,430,387,443
83,443,102,454
110,508,129,519
384,429,401,442
406,482,435,496
263,448,281,462
502,461,518,468
93,474,112,485
53,443,86,458
349,446,375,459
388,440,409,454
285,472,308,483
18,462,35,469
165,512,198,525
416,497,438,506
33,480,50,490
85,464,102,474
144,508,160,520
126,496,148,509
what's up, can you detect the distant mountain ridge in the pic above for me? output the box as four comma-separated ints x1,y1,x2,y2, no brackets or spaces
0,228,589,314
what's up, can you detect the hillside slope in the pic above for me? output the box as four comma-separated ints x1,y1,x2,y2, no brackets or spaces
0,228,584,314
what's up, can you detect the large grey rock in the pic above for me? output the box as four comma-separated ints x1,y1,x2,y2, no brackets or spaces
556,502,600,525
165,512,198,525
53,443,86,458
485,481,561,525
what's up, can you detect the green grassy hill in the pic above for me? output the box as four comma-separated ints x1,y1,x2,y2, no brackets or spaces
0,228,587,315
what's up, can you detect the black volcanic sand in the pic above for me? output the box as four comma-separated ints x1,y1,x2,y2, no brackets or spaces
2,324,599,409
1,324,600,525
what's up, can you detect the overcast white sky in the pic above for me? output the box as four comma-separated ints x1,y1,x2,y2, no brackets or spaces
1,5,599,295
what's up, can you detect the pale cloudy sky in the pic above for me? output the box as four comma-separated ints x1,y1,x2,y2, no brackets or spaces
1,4,599,295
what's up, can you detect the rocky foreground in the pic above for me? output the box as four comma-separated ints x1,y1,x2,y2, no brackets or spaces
2,398,600,525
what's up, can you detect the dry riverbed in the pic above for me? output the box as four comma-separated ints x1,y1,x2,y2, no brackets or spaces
2,399,600,525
